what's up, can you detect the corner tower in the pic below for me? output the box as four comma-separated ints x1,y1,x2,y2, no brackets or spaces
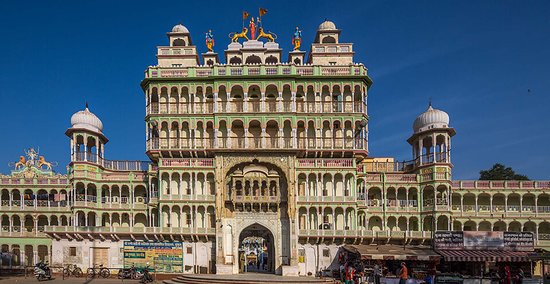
157,23,199,67
65,104,108,163
307,20,354,65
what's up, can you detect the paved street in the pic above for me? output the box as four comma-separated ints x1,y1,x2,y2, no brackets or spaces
0,277,145,284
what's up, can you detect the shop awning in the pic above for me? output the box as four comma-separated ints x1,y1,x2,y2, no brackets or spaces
343,245,440,261
437,250,531,262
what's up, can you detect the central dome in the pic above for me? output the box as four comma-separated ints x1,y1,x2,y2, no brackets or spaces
171,23,189,33
412,104,450,133
318,20,337,31
70,105,104,133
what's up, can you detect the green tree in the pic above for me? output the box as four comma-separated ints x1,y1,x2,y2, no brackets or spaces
479,163,529,180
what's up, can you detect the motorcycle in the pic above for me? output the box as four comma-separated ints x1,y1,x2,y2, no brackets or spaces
140,265,153,283
118,265,137,279
34,261,52,281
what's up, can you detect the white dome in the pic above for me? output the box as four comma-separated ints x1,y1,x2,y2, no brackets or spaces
413,104,450,133
318,20,337,31
171,23,189,33
70,106,103,133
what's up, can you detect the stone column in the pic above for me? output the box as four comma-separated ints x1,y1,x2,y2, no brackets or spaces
291,92,296,112
418,139,424,165
292,128,297,148
277,92,283,112
214,92,219,113
214,128,219,148
243,92,248,112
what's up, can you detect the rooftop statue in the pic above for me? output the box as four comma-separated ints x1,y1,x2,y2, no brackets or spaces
9,147,57,176
249,17,257,40
257,27,277,42
292,26,302,50
229,28,249,43
205,29,215,52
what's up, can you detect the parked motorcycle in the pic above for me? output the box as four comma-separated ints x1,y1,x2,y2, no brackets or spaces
34,261,52,281
118,265,137,279
140,265,153,283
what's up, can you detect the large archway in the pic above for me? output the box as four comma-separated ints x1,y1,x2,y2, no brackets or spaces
217,157,293,275
238,223,275,274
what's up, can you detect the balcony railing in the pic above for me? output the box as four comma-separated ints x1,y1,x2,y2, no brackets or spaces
147,100,367,115
357,152,450,174
43,226,216,235
296,158,355,168
297,229,431,239
147,137,368,151
228,194,280,204
452,180,550,190
297,196,356,203
146,64,368,79
0,226,46,237
161,158,214,167
74,152,149,171
0,177,68,185
451,205,550,216
0,200,69,209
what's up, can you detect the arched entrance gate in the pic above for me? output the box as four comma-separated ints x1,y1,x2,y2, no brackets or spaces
238,223,275,273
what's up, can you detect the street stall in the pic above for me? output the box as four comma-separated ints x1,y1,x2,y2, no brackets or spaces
527,249,550,284
342,244,440,284
435,231,534,284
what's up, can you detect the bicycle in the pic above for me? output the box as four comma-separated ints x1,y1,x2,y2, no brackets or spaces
87,264,110,278
63,264,83,277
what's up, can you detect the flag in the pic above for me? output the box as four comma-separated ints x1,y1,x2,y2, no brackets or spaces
243,11,249,20
259,8,268,17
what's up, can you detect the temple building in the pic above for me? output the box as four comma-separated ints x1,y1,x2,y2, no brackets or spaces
0,17,549,277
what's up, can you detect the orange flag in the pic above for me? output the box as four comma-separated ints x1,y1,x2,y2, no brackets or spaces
259,8,268,17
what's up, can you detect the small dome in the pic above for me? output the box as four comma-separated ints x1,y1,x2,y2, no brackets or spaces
70,105,103,133
171,23,189,33
413,104,450,133
318,20,337,31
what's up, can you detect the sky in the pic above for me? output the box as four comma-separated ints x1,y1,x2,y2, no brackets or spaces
0,0,549,180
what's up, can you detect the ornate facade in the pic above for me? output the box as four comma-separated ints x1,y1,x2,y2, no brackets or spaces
1,18,549,276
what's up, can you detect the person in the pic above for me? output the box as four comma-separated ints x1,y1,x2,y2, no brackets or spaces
345,264,356,284
374,262,382,284
399,262,408,284
516,268,524,284
340,263,346,283
504,265,511,284
239,252,245,273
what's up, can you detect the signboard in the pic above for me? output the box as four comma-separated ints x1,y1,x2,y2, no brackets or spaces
463,231,504,249
434,231,463,250
434,231,534,251
123,241,183,273
503,232,535,251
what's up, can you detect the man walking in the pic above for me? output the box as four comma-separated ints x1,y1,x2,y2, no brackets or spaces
374,262,382,284
399,262,408,284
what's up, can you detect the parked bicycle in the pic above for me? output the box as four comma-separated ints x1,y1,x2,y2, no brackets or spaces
87,264,110,278
63,264,83,277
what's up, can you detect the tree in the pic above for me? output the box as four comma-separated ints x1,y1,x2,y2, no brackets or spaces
479,163,529,180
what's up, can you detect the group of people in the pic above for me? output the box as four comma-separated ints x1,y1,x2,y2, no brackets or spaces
338,261,425,284
339,262,358,284
489,265,525,284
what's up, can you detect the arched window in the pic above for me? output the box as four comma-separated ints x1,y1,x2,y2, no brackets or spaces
206,59,214,66
173,38,186,46
322,36,336,44
293,58,301,65
245,55,262,64
265,55,278,64
229,56,242,64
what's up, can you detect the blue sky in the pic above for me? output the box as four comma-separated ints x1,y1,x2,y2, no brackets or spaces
0,0,548,179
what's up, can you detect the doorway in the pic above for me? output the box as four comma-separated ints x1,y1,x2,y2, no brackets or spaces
238,223,275,274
